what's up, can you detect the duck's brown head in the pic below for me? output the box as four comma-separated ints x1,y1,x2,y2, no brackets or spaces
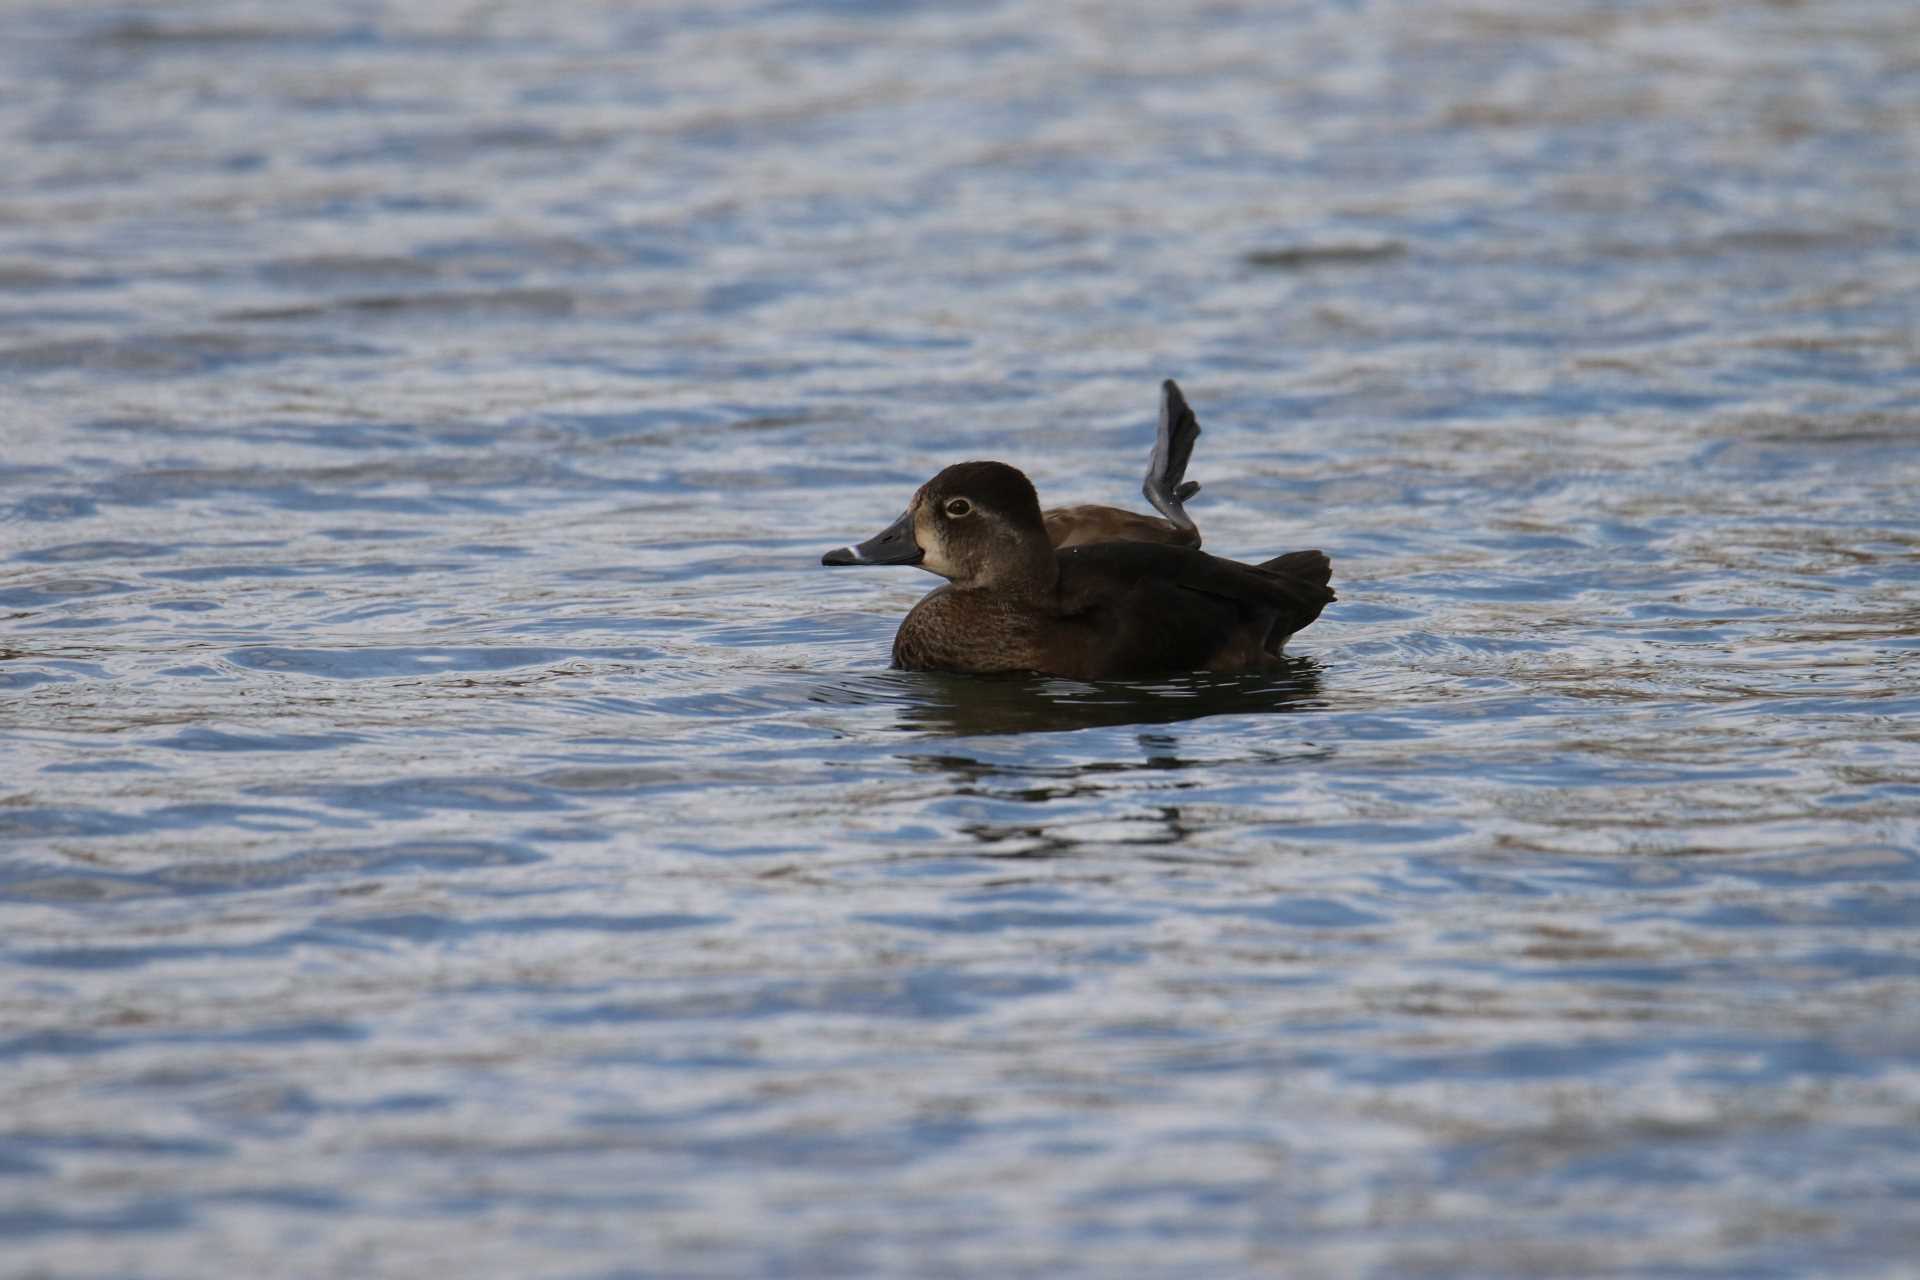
821,460,1053,588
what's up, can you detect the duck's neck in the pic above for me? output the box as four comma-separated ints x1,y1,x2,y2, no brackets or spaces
976,538,1059,599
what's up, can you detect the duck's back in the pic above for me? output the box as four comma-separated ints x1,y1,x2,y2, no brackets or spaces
1043,542,1334,678
1043,504,1200,550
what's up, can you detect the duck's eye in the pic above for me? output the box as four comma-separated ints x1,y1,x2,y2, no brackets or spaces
943,497,973,518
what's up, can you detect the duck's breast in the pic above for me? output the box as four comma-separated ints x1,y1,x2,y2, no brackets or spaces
892,586,1046,674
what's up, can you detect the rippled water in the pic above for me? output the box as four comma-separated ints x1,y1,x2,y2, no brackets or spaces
4,1,1919,1275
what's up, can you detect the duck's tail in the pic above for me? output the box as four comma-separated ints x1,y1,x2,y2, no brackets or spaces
1261,548,1334,592
1256,550,1335,656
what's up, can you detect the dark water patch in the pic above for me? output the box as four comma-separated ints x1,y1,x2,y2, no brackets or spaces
156,802,325,833
1244,241,1407,269
702,614,888,648
0,1132,227,1162
0,331,381,376
10,935,318,971
1594,226,1912,262
317,124,616,170
420,1187,686,1217
830,329,972,351
0,1149,43,1177
1373,630,1561,659
8,913,720,971
1727,849,1920,888
147,728,365,753
1729,694,1920,720
858,908,1154,934
0,839,543,904
1685,893,1920,932
1393,567,1693,602
515,615,715,639
88,17,362,49
90,466,531,514
533,765,706,794
224,287,580,324
121,420,434,452
0,875,157,905
20,613,137,631
14,540,177,564
1798,948,1920,982
0,807,169,841
282,778,569,818
274,1089,450,1117
228,645,658,678
327,911,726,944
209,1186,352,1213
1352,1035,1899,1088
1685,1039,1908,1084
1482,758,1800,789
8,493,98,521
0,264,118,291
1251,818,1471,846
257,254,444,287
170,839,544,889
662,839,822,861
79,416,509,452
0,1023,365,1067
1344,1038,1662,1086
0,667,75,690
143,564,305,583
654,1118,986,1174
1197,897,1388,928
851,666,1328,736
0,1199,191,1238
0,577,136,608
317,527,433,542
149,560,461,583
703,278,805,315
546,971,1074,1025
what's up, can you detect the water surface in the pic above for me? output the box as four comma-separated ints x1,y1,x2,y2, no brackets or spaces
3,1,1918,1275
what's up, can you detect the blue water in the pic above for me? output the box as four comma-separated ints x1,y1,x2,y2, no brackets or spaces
3,1,1919,1275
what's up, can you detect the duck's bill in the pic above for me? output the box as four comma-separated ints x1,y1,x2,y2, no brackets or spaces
821,509,924,567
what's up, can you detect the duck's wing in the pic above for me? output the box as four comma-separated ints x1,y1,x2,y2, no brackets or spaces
1142,379,1201,536
1053,542,1335,673
1061,542,1332,622
1044,503,1198,549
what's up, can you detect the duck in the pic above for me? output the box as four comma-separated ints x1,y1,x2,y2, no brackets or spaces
818,458,1334,679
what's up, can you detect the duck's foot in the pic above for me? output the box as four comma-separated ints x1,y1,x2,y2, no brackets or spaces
1142,378,1201,535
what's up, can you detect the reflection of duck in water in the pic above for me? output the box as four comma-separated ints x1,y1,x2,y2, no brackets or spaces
862,664,1324,735
820,385,1334,679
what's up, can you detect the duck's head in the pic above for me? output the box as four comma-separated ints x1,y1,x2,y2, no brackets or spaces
822,460,1052,587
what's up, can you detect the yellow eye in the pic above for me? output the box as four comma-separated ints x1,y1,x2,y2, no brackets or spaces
944,497,973,518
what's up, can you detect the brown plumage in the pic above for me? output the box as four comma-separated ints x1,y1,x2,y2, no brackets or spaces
821,459,1334,680
1043,502,1198,549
